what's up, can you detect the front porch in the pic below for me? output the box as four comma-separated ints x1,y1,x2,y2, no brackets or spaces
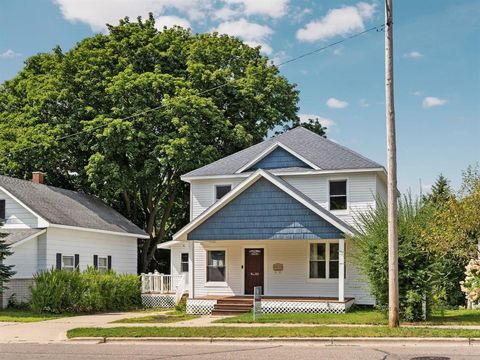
186,295,355,315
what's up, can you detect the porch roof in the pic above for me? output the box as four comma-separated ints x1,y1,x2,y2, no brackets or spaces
173,169,356,242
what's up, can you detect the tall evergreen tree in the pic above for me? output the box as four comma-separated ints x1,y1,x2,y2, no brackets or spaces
0,231,15,292
423,174,451,204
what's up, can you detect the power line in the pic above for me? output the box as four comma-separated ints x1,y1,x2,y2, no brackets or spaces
10,23,385,155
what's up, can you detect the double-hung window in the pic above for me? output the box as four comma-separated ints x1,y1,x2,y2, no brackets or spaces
62,256,74,272
309,242,344,279
98,256,108,274
181,253,189,272
207,250,226,282
329,180,347,210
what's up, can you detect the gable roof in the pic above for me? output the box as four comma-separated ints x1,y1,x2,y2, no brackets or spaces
182,126,383,178
0,175,147,238
173,169,356,241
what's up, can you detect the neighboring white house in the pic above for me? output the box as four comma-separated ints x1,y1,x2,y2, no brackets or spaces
157,126,387,315
0,172,148,308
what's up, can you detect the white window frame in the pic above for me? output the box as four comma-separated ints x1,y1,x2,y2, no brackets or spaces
98,256,108,273
214,184,232,202
307,240,345,281
328,179,349,213
205,249,227,286
62,255,75,272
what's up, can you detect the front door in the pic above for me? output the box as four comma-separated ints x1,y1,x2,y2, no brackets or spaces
244,248,264,295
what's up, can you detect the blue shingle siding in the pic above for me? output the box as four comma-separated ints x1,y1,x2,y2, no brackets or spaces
187,178,343,240
247,147,311,171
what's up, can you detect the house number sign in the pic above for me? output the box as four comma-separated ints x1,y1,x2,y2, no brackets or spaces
273,263,283,272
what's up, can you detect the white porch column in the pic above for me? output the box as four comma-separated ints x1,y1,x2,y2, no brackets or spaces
188,241,195,298
338,238,345,302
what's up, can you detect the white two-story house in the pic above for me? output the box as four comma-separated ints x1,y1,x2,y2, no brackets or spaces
0,172,148,308
158,126,387,315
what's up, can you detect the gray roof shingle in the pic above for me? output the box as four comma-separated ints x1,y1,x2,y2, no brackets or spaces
0,176,147,237
183,127,383,178
1,228,45,245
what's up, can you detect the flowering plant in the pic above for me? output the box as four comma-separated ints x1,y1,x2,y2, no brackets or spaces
460,259,480,303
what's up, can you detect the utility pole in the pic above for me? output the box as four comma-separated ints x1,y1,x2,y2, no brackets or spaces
385,0,399,328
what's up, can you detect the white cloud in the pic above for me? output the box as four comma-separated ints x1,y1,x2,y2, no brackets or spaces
225,0,289,18
214,18,273,55
326,97,349,109
359,98,370,107
296,2,376,42
53,0,207,32
155,16,191,29
299,113,335,128
403,50,423,59
412,90,422,96
422,96,447,108
0,49,21,59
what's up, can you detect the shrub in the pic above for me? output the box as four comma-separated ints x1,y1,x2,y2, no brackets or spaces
30,268,141,313
460,259,480,304
353,196,436,321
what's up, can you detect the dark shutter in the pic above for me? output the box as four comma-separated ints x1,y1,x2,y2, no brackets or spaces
0,199,5,220
56,253,62,270
74,254,80,270
93,255,98,269
107,256,112,270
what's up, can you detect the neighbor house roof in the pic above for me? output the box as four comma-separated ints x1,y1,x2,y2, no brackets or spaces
182,126,383,178
0,175,147,238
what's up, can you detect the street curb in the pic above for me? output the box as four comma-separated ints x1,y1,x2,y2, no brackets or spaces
69,337,480,346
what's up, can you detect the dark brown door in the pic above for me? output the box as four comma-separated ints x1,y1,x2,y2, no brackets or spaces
244,248,264,295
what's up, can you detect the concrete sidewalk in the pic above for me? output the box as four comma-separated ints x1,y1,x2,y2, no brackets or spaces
0,311,167,343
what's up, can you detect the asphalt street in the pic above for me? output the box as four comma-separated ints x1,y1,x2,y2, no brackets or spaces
0,342,479,360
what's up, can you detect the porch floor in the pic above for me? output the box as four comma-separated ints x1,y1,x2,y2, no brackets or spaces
194,295,354,304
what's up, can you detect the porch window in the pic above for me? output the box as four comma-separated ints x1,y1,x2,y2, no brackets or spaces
215,185,231,201
329,180,347,210
207,250,226,282
181,253,189,272
309,242,344,279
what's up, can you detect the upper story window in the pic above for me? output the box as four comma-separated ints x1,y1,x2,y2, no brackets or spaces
215,185,231,201
329,180,347,211
0,199,5,220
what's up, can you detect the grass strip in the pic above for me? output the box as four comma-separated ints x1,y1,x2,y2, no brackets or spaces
113,311,198,324
216,309,387,325
0,309,68,323
67,326,480,339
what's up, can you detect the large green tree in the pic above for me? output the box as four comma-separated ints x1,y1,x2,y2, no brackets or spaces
0,16,299,271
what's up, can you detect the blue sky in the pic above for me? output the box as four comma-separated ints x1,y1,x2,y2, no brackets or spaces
1,0,479,194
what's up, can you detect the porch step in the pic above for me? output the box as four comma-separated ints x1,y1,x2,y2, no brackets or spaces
212,298,253,315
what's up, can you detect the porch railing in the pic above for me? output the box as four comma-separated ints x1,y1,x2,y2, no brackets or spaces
141,271,183,295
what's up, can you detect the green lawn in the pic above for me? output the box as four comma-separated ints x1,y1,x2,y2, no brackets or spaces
0,309,68,322
216,308,480,326
67,325,480,339
113,311,198,324
216,308,387,325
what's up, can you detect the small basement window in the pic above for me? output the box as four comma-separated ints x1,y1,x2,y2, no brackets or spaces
329,180,347,210
181,253,189,272
98,256,108,273
215,185,231,201
62,256,74,272
207,250,226,282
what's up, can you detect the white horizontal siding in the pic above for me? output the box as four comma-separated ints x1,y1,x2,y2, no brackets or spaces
170,242,190,277
191,239,374,304
44,227,137,274
5,237,39,278
376,175,387,204
0,189,47,229
190,178,244,220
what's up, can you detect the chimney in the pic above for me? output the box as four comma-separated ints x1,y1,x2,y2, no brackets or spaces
32,171,45,184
